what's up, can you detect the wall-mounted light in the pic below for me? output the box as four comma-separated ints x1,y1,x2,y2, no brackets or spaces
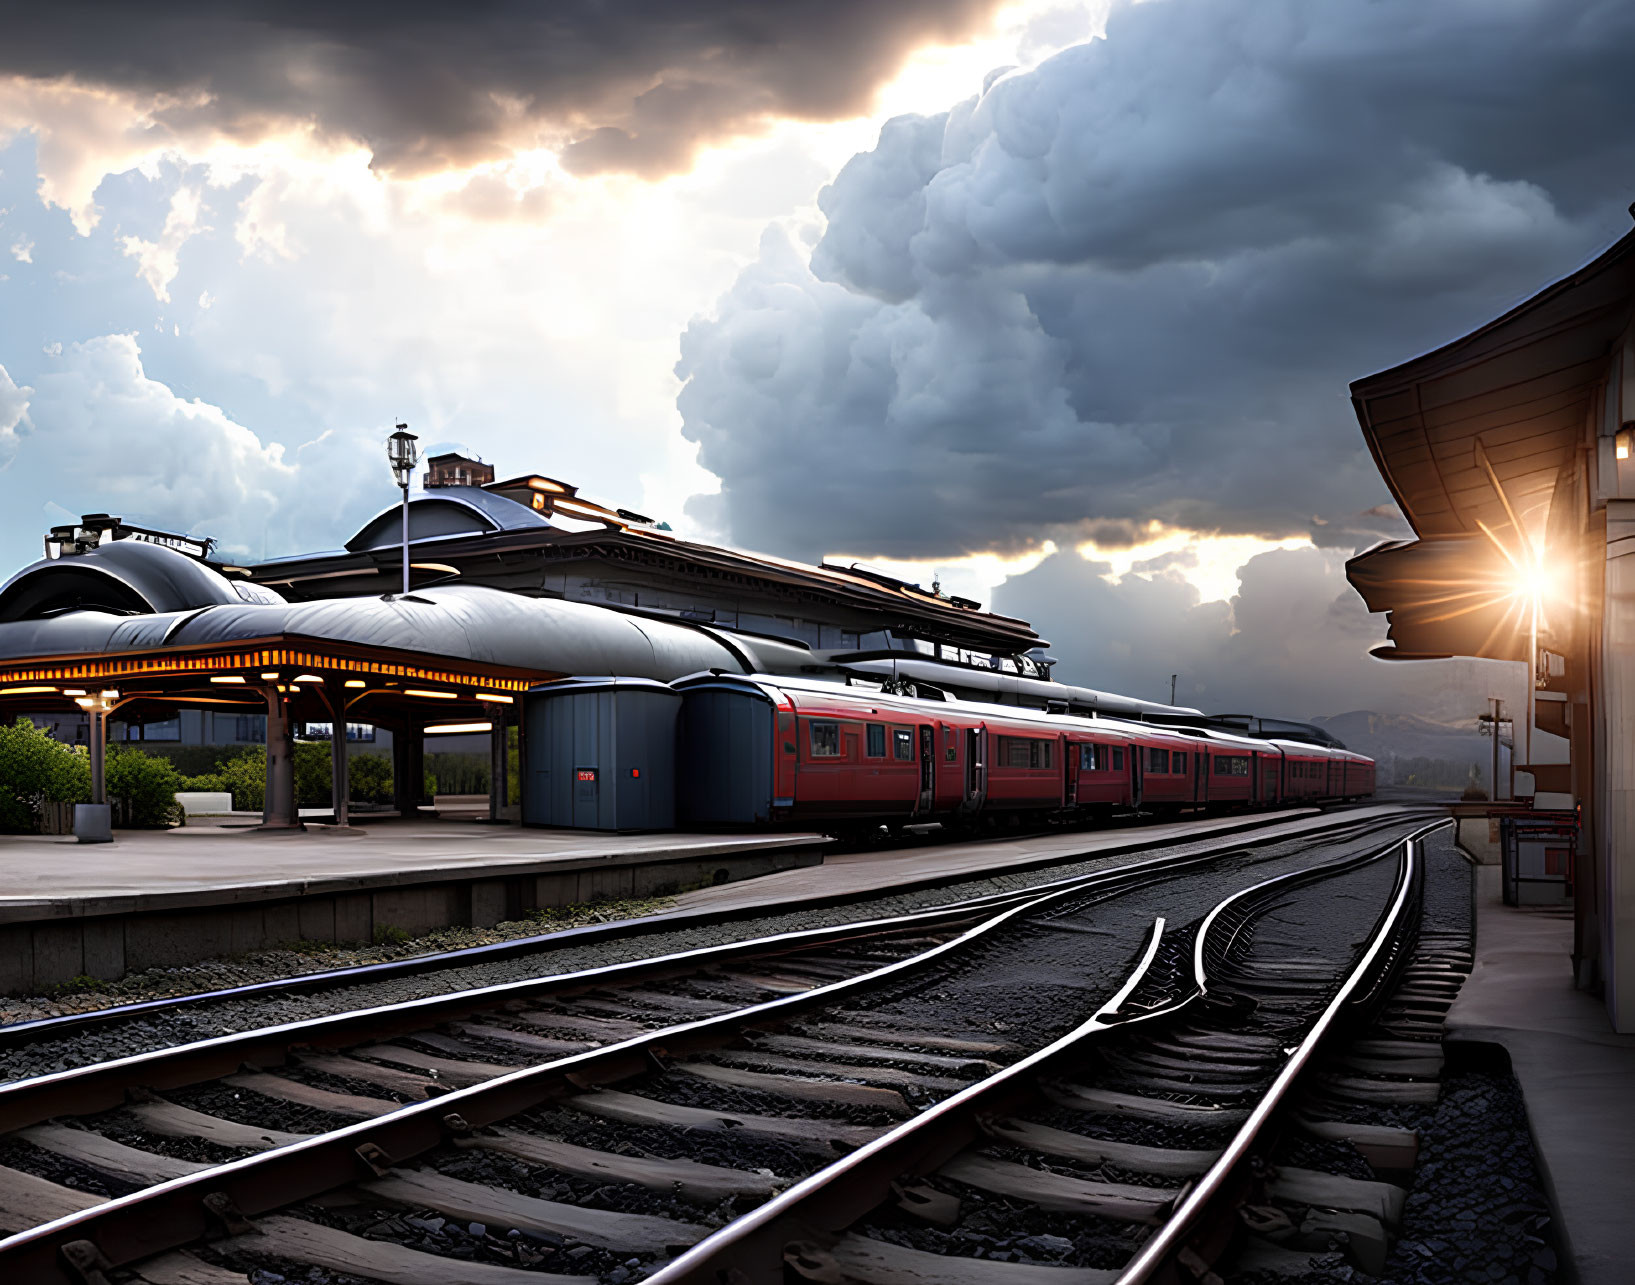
292,674,323,683
1618,427,1631,461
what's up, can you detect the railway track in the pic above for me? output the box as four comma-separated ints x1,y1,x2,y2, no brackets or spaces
651,822,1449,1285
0,808,1409,1069
0,813,1437,1284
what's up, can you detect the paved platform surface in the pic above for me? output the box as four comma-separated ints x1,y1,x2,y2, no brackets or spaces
1446,864,1635,1285
669,805,1416,914
0,823,828,921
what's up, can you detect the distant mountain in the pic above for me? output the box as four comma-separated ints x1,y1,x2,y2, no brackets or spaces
1311,710,1499,791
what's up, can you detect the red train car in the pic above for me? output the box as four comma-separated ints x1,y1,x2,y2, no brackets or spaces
675,674,1373,831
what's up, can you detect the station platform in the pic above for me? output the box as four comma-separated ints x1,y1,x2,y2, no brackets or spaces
0,823,827,995
667,805,1359,917
1446,864,1635,1285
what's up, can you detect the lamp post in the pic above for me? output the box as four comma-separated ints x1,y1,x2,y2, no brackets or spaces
73,689,117,842
387,425,419,597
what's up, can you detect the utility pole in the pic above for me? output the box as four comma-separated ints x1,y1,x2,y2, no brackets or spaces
1490,696,1501,802
1169,674,1177,705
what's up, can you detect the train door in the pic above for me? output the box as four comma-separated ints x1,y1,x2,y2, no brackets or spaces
916,725,935,816
1193,753,1204,805
964,727,987,810
1258,751,1276,806
1065,739,1078,807
1128,743,1143,808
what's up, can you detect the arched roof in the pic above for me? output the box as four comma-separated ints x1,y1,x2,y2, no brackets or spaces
0,540,284,623
343,486,552,553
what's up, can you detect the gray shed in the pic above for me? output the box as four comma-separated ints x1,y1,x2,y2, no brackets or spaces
675,675,778,826
522,677,680,831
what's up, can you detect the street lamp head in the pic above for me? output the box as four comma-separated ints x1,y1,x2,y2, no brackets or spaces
387,425,419,488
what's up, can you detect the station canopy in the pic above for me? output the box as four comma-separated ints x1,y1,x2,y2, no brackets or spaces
0,539,753,728
1347,223,1635,662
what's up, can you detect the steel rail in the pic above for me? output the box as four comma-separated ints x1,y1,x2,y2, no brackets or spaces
0,816,1414,1282
1113,822,1440,1285
0,809,1422,1135
0,805,1398,1050
639,822,1432,1285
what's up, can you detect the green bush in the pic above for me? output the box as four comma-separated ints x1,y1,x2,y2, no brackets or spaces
177,772,229,794
350,753,393,804
106,745,184,828
294,741,332,805
0,717,90,832
219,749,266,812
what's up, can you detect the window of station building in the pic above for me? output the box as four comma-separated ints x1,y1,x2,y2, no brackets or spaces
1147,747,1169,774
809,720,841,758
231,714,267,743
866,723,886,758
893,728,914,761
113,717,180,742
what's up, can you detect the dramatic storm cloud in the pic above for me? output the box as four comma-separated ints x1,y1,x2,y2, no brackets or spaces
0,1,999,178
677,0,1635,561
0,335,382,564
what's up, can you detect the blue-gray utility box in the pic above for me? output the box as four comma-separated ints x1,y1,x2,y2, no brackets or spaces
522,677,680,831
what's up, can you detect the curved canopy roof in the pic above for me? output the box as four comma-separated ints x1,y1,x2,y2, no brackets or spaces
0,541,746,682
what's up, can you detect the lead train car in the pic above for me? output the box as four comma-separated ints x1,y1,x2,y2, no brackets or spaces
675,673,1374,830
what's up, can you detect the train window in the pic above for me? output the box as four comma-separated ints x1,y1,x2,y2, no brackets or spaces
1080,744,1102,771
1214,755,1250,776
893,728,914,760
999,736,1053,768
809,721,841,757
1112,747,1124,770
1176,754,1187,775
866,724,886,758
1146,747,1166,773
945,730,957,763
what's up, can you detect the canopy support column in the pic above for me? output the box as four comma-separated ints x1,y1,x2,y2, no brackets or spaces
258,686,302,830
323,679,351,830
87,707,106,805
1602,500,1635,1029
487,706,510,823
394,719,424,819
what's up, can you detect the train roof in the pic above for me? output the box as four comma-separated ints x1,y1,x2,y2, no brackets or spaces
678,672,1352,760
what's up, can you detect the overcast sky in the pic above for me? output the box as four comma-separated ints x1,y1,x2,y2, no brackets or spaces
1,0,1628,721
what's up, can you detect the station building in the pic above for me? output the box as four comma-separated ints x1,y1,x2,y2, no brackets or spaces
1346,217,1635,1028
0,460,1193,834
